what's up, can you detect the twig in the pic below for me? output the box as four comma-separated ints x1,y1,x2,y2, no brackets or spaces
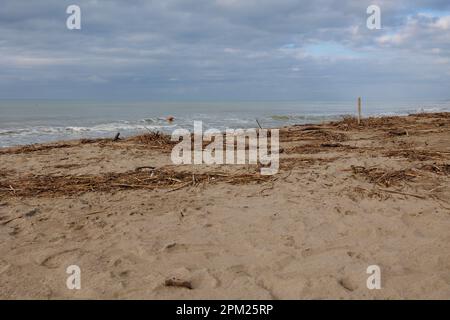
430,195,450,211
282,170,292,181
260,182,274,194
143,126,154,133
111,183,155,189
427,185,446,193
255,118,263,129
166,182,191,193
85,210,105,216
135,166,156,171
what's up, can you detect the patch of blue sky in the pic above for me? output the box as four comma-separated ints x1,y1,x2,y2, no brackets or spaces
303,42,363,58
417,9,450,18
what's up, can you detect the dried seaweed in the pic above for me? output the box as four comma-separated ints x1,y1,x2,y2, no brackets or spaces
419,163,450,175
384,149,448,161
0,168,272,198
128,131,173,147
331,115,408,131
0,169,16,179
413,112,450,119
301,129,348,141
330,112,450,132
281,129,348,142
351,165,419,187
286,143,356,155
0,143,74,155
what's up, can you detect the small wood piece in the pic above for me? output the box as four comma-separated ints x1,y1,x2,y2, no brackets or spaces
164,278,192,289
113,132,121,141
135,166,156,171
320,143,343,148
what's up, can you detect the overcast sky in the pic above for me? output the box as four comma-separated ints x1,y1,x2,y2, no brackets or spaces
0,0,449,100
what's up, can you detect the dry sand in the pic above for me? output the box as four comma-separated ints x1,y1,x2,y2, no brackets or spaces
0,113,449,299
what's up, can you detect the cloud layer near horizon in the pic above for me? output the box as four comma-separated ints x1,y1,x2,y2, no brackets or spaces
0,0,449,100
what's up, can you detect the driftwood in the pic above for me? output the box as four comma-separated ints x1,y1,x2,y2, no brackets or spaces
388,129,408,136
164,278,192,289
113,132,121,141
135,166,156,171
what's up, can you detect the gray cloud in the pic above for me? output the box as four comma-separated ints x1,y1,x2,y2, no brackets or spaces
0,0,449,100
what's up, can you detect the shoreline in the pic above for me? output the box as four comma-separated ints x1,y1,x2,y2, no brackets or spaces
1,108,449,149
0,112,449,299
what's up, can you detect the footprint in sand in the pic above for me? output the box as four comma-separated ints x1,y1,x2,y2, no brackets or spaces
161,242,189,253
110,269,131,282
159,267,219,292
0,259,11,275
38,248,82,269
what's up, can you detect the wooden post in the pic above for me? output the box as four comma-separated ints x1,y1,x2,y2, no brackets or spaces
357,97,362,125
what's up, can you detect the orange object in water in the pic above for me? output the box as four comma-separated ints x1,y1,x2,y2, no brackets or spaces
166,116,175,122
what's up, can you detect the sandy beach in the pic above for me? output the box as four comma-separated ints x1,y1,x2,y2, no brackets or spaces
0,112,449,299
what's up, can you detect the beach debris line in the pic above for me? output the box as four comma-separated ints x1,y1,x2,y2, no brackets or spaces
420,163,450,175
350,163,449,199
170,121,280,175
1,208,40,226
351,165,420,187
130,131,174,148
383,149,447,161
329,114,415,130
0,143,74,155
282,128,348,142
0,167,273,198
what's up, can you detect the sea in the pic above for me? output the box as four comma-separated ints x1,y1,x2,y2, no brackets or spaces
1,100,449,148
